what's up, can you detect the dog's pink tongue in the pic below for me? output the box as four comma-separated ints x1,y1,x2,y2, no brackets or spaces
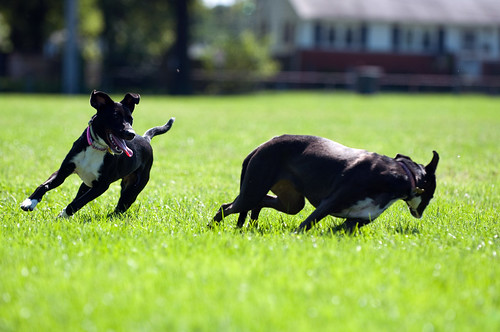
123,146,133,157
115,137,133,157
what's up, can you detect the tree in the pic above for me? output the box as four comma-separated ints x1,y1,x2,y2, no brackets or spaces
169,0,193,95
98,0,175,89
201,30,279,94
0,0,63,53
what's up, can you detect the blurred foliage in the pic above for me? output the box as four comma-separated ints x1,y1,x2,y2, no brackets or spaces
0,0,178,65
201,30,279,93
0,0,63,53
197,1,279,93
79,0,104,61
99,0,175,68
0,13,12,52
194,0,256,45
0,0,279,94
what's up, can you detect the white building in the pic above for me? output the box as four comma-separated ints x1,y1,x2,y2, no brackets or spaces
255,0,500,78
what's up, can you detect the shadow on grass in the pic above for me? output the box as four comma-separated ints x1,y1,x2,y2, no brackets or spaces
390,222,421,235
211,218,422,238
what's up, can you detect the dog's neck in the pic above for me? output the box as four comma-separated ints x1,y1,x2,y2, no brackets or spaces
398,161,416,191
86,120,111,153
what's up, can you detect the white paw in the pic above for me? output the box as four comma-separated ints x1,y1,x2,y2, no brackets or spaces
58,208,70,218
21,198,39,211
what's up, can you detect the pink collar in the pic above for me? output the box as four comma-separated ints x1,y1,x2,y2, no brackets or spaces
86,125,109,152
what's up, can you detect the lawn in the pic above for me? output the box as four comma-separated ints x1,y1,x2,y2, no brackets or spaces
0,92,499,331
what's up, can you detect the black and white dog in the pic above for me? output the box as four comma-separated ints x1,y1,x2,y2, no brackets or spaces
21,90,175,217
212,135,439,232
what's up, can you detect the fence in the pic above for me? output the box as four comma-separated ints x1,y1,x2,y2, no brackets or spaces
192,70,500,94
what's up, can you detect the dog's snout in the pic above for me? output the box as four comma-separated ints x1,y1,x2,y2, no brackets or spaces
410,209,422,218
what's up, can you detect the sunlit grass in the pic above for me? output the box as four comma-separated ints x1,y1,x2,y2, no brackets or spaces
0,92,499,331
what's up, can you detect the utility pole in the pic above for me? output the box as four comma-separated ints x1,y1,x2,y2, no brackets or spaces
63,0,79,94
170,0,192,95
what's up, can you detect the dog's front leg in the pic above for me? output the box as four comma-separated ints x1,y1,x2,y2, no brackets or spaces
21,163,75,212
295,200,335,233
59,182,110,218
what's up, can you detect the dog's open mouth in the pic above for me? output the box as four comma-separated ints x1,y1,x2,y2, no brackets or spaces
106,132,133,157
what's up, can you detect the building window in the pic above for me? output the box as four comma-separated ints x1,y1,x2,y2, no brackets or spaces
283,22,295,44
360,23,367,49
437,27,446,54
392,25,401,52
422,31,431,52
462,29,476,51
345,27,353,47
482,43,491,54
406,30,414,50
311,23,366,50
481,28,492,55
314,22,322,47
328,26,336,46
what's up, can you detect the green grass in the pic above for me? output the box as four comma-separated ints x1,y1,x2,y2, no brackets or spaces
1,92,499,331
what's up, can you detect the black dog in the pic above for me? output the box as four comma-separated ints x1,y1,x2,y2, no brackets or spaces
21,90,175,217
212,135,439,232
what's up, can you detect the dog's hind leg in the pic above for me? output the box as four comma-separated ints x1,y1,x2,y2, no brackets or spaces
113,171,150,214
212,195,258,228
237,210,249,227
212,196,247,222
212,150,282,227
250,192,305,220
248,195,283,228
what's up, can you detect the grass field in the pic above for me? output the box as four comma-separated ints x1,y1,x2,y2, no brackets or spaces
0,92,499,331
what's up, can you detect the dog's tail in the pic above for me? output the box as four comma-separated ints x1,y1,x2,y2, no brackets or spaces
143,117,175,142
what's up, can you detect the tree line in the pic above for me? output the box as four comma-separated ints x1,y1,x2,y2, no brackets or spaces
0,0,277,94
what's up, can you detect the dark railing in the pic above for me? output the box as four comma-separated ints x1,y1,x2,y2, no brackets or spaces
192,70,500,93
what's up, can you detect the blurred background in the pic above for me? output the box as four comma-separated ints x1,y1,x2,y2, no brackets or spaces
0,0,499,95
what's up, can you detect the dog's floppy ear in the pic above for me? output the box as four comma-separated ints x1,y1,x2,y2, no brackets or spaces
425,150,439,174
121,93,140,113
90,90,113,110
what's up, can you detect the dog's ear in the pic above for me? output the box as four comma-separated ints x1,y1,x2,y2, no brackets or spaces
395,153,411,161
425,151,439,174
121,93,140,113
90,90,113,110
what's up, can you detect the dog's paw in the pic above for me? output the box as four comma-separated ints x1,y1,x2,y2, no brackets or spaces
20,198,39,211
58,208,70,219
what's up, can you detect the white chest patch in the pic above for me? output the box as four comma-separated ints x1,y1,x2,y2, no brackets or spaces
335,198,397,220
71,147,106,187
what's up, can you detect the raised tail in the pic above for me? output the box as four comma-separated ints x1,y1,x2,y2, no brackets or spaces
143,117,175,142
